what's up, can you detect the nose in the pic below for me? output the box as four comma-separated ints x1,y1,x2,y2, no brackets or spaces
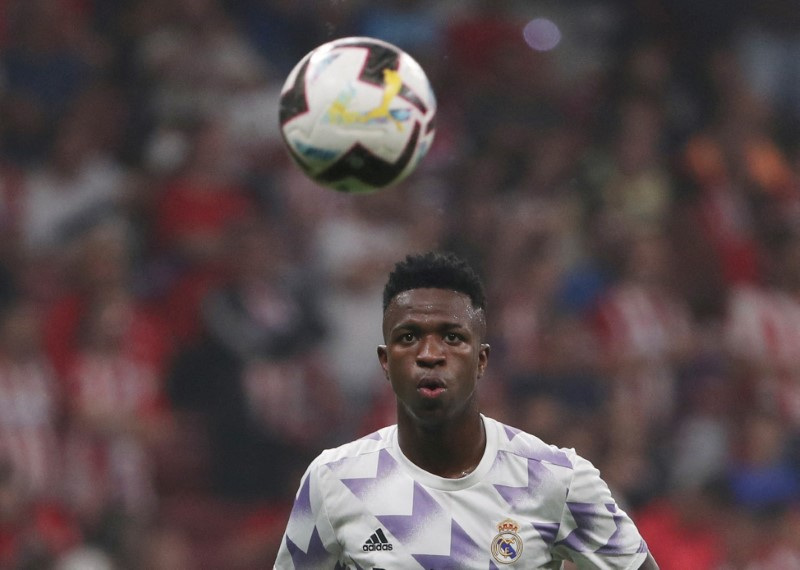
416,335,445,367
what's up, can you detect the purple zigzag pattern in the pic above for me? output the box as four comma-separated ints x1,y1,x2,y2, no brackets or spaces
532,521,560,546
501,424,572,469
339,448,398,501
493,453,551,511
595,503,639,555
293,474,312,519
286,526,331,567
536,445,573,469
503,424,522,440
335,561,365,570
411,518,486,569
555,501,613,553
376,481,447,544
360,430,383,441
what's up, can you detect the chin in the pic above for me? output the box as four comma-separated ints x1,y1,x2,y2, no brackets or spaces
401,402,447,425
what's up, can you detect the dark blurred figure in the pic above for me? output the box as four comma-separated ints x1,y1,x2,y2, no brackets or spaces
166,218,337,567
0,0,105,165
227,0,327,76
736,0,800,130
725,410,799,512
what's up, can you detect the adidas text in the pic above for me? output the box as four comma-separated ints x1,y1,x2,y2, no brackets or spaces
363,529,393,552
363,543,393,551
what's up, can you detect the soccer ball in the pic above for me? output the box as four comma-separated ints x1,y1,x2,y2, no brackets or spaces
279,37,437,193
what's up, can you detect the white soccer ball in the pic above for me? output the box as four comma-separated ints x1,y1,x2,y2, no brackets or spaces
279,36,437,193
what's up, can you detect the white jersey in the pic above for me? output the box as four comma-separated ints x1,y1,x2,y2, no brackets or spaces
275,415,649,569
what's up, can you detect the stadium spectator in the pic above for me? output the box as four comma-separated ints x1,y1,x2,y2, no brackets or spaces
134,0,270,126
591,227,695,436
16,113,134,305
148,118,258,342
167,217,334,502
736,0,800,124
0,0,104,165
723,228,800,422
42,222,170,381
0,298,62,500
668,365,734,492
312,191,415,430
61,288,175,564
594,95,674,237
724,410,800,511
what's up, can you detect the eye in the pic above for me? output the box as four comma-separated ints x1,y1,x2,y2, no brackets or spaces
399,332,416,343
444,332,463,343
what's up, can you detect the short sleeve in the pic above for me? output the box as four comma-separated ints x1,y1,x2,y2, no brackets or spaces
274,458,344,569
551,452,649,569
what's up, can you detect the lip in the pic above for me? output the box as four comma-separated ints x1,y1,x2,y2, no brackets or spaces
417,377,447,399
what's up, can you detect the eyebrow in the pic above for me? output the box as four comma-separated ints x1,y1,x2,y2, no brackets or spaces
390,320,470,334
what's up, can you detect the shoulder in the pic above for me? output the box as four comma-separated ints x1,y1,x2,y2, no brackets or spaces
486,417,613,497
488,417,579,470
308,425,396,474
491,418,628,510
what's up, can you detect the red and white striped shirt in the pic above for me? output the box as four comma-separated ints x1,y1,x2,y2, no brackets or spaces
593,283,693,426
63,352,163,516
725,284,800,424
0,358,62,497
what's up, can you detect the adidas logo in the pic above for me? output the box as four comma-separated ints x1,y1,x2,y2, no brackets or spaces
362,528,393,552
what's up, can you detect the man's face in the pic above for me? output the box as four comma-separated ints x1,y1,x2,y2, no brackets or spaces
378,288,490,427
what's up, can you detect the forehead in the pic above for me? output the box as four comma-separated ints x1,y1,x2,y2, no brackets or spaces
384,288,480,328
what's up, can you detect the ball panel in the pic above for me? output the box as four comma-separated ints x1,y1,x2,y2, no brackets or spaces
316,122,421,192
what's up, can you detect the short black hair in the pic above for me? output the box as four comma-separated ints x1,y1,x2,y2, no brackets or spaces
382,251,486,312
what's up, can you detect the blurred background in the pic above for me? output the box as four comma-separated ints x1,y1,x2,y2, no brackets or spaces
1,0,800,568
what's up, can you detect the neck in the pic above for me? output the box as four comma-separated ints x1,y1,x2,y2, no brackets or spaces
397,410,486,479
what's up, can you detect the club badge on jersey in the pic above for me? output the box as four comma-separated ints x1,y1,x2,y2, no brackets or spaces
491,518,524,564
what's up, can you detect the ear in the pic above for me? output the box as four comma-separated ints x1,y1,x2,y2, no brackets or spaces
477,343,490,379
377,345,390,380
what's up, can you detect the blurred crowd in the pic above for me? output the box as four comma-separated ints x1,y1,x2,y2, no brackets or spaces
1,0,800,568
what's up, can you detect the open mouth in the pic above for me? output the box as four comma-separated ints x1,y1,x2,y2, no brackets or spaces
417,377,446,398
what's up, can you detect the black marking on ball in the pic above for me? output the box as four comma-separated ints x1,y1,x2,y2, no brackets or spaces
279,58,311,126
316,121,421,190
349,40,429,115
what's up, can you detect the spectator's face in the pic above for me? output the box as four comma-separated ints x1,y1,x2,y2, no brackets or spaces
378,288,489,427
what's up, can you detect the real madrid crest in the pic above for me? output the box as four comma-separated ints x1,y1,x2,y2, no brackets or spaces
491,518,523,564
